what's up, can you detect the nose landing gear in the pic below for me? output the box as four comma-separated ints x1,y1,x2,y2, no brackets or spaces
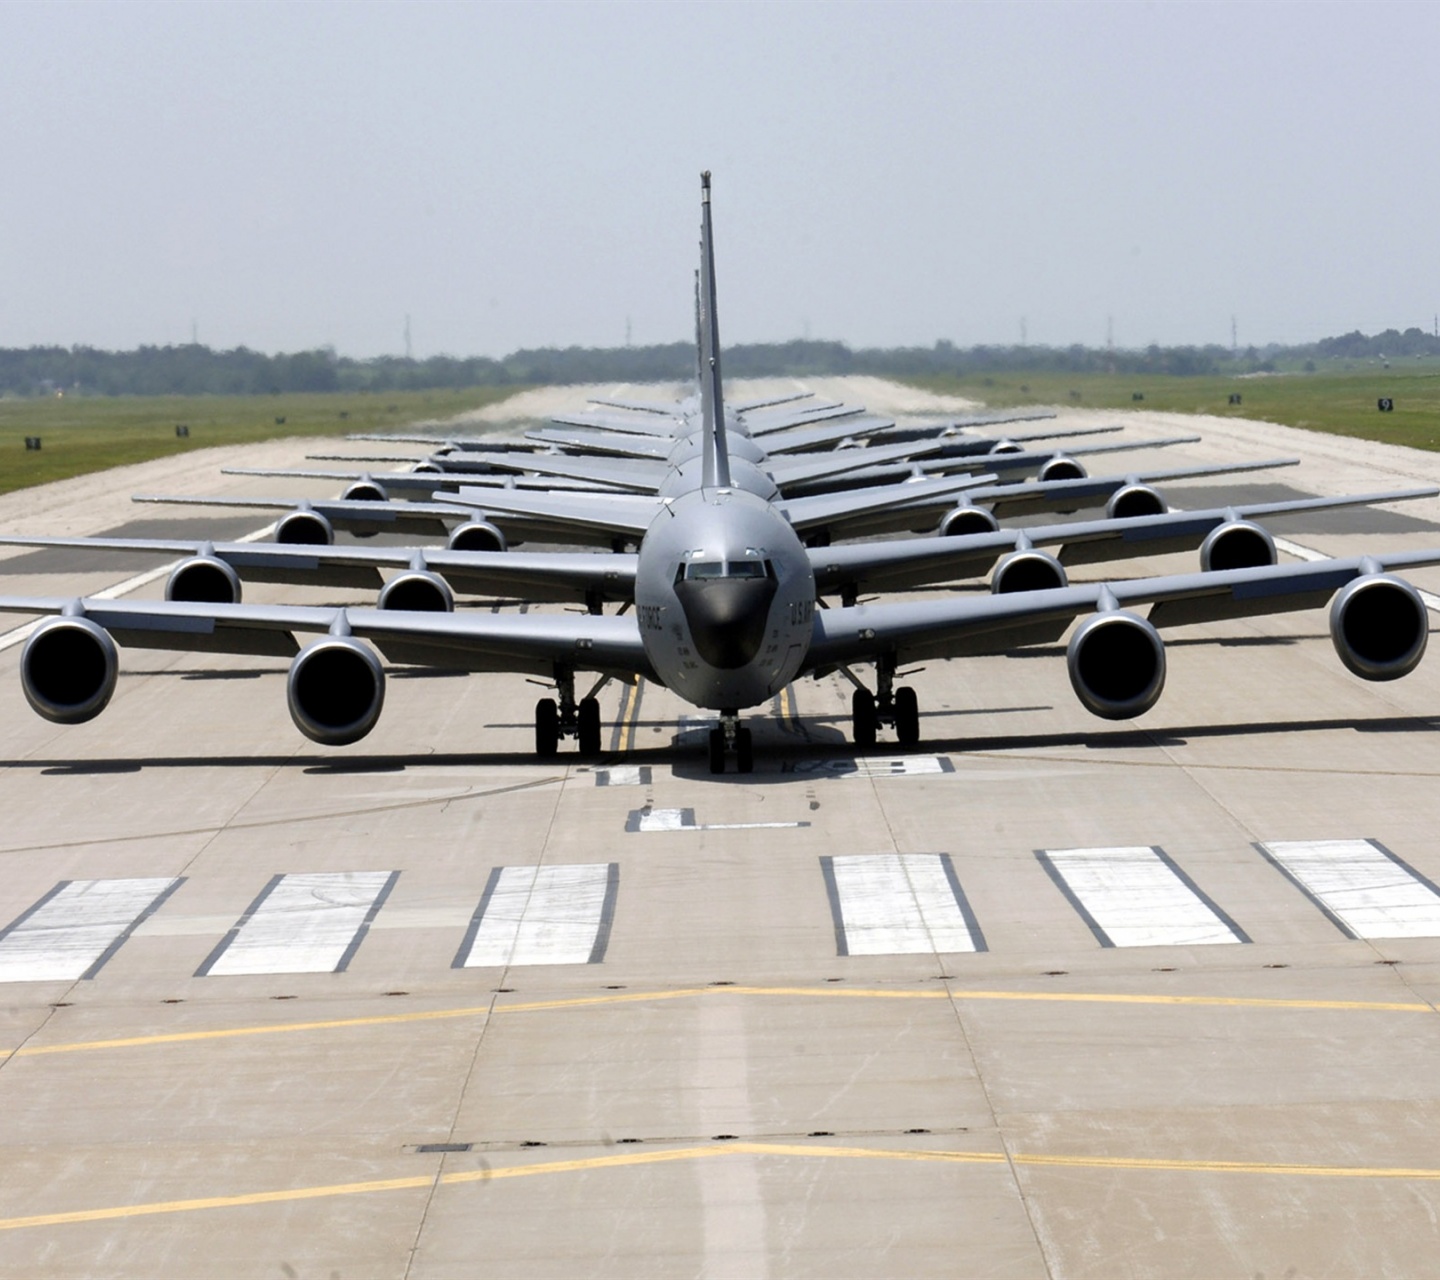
707,710,754,774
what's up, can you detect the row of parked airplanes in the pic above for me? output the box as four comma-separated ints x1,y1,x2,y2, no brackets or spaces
5,174,1440,772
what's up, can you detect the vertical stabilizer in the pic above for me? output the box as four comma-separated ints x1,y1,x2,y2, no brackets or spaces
698,171,732,490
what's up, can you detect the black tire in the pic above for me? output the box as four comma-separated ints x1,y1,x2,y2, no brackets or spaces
895,685,920,746
578,696,602,756
735,726,754,773
852,689,877,751
535,698,559,758
708,727,727,774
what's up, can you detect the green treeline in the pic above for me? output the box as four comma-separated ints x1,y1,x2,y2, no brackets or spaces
3,327,1438,398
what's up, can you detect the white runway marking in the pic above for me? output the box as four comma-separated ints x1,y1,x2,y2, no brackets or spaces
1036,846,1247,948
787,756,954,779
198,871,398,976
1259,839,1440,938
592,765,651,787
822,854,983,956
457,864,618,967
0,878,182,982
627,807,809,832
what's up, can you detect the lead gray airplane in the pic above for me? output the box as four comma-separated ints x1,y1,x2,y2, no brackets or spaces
5,173,1440,773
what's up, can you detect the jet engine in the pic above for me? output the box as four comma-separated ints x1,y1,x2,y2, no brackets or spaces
1066,610,1166,719
448,520,508,553
411,461,444,475
1329,573,1429,681
342,478,388,503
991,550,1068,594
1039,455,1087,483
937,505,1000,537
165,555,242,604
21,616,119,725
988,439,1025,455
377,570,454,612
1105,483,1167,520
286,638,386,745
1199,520,1276,572
275,509,334,545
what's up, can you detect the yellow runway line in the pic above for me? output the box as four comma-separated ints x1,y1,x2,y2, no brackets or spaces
2,982,1432,1062
6,1140,1440,1234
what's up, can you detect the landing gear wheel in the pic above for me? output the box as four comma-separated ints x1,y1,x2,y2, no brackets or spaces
534,698,559,759
577,696,602,756
708,727,727,775
852,689,877,751
894,685,920,746
735,726,754,774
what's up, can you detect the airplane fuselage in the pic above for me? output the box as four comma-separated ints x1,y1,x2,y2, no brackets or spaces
635,486,815,709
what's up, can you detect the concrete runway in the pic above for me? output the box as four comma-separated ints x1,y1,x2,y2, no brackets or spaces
3,382,1440,1277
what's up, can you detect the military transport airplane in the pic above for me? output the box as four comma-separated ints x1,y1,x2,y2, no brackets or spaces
4,173,1439,773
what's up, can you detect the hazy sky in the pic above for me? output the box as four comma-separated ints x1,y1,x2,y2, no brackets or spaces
3,1,1436,358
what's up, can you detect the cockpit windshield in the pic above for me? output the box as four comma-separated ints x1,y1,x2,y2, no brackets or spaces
676,558,774,584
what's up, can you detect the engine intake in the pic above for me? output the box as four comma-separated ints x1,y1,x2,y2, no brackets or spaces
988,439,1024,455
1329,574,1429,681
287,638,386,745
448,520,508,553
411,461,444,474
378,570,454,612
1200,520,1276,572
1039,455,1087,483
343,479,388,503
22,617,119,725
938,505,1000,538
165,555,242,604
1106,483,1167,520
1067,611,1166,720
991,550,1068,594
275,509,334,546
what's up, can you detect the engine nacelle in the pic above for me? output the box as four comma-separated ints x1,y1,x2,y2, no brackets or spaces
342,479,388,503
275,509,334,546
448,520,508,553
1199,520,1276,572
411,461,444,474
1106,483,1167,520
991,550,1068,594
21,616,119,725
1066,611,1167,720
937,505,1000,538
1039,455,1087,483
165,555,242,604
287,638,386,746
1329,573,1429,682
377,570,454,612
988,438,1025,455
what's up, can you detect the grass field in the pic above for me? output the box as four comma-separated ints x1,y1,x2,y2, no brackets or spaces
0,386,520,497
905,364,1440,451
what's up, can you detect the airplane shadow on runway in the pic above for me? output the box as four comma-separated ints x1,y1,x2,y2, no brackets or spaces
9,710,1435,782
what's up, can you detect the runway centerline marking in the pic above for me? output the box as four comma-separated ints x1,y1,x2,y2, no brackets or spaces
9,1140,1440,1234
3,983,1435,1063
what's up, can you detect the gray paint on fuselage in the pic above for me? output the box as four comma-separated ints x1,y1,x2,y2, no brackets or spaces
635,486,814,709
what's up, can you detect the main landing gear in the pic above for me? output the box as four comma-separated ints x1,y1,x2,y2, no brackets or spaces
847,654,920,749
708,710,754,775
534,667,603,758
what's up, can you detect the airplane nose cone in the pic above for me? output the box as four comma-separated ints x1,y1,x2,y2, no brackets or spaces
674,578,778,669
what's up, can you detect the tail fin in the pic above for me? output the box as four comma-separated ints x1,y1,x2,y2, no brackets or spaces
698,171,732,490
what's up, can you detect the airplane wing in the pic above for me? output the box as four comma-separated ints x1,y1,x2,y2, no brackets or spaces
132,495,476,538
803,550,1440,673
806,488,1439,598
0,535,639,604
522,427,680,458
0,596,654,681
440,452,670,492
